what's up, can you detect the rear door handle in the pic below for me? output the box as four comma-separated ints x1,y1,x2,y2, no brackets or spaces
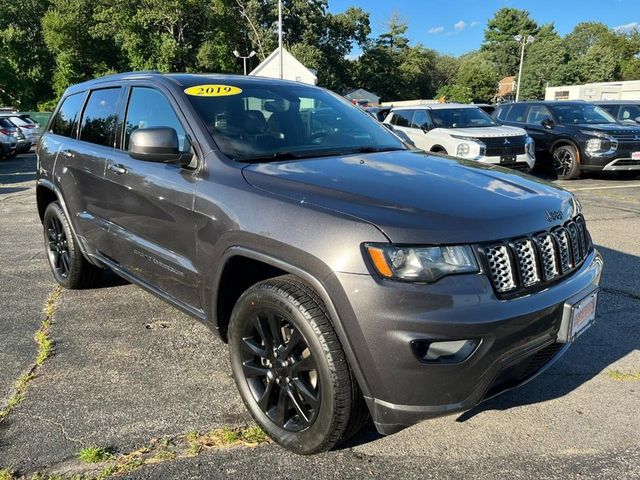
107,163,127,175
61,149,74,158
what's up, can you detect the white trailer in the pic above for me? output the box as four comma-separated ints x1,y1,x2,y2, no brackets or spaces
545,80,640,101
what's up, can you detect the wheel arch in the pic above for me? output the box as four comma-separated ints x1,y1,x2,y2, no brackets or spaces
549,138,581,163
213,246,372,399
430,145,447,153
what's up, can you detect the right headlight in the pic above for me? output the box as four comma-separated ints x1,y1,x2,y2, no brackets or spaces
365,244,479,283
580,130,618,156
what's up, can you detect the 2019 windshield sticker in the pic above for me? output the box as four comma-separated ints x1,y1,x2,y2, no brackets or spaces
184,84,242,97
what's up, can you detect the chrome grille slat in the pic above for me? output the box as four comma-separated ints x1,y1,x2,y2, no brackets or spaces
485,245,516,292
512,239,540,287
566,222,581,266
552,227,572,273
484,215,591,296
533,233,559,281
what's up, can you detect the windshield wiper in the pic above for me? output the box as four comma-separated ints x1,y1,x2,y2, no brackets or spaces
342,146,406,154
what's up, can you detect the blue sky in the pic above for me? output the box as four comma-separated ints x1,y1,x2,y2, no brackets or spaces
328,0,640,56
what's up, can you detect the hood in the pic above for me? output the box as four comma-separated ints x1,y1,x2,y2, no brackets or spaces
242,150,578,244
574,123,640,136
436,125,526,138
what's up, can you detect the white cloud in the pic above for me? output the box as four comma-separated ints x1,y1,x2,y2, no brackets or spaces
614,22,639,33
454,20,467,32
471,20,480,28
428,26,445,34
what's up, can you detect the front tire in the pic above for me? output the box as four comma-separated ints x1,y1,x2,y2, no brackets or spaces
43,202,101,289
553,144,581,180
229,275,367,454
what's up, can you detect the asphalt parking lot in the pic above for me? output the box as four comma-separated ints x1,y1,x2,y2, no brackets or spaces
1,153,639,479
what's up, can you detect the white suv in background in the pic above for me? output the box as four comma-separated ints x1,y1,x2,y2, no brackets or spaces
384,104,535,172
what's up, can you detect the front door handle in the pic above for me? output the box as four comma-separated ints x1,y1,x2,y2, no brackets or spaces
107,163,127,175
61,149,74,158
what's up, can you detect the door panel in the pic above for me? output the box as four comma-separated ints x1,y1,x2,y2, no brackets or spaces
101,152,200,307
525,105,554,152
95,86,200,309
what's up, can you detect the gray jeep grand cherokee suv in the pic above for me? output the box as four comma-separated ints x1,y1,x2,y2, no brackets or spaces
36,73,603,454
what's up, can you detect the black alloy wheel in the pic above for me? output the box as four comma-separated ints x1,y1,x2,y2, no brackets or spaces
553,144,581,180
46,214,71,279
42,202,101,289
240,309,320,431
229,275,369,454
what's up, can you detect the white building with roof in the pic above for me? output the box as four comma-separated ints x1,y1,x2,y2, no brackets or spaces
249,47,317,85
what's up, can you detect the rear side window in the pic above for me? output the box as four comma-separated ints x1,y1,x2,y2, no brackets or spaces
0,118,14,128
79,88,121,147
123,87,188,151
50,93,85,138
505,104,527,123
598,104,617,116
620,104,640,121
411,110,431,129
391,110,412,127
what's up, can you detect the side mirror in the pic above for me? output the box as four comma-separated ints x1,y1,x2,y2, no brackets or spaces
129,127,182,163
541,119,554,129
383,123,395,131
420,123,432,133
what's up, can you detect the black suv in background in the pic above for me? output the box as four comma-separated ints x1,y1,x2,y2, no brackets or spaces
495,101,640,179
593,101,640,125
37,73,603,454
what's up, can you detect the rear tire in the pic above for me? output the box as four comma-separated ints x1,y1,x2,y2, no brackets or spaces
553,144,581,180
43,202,101,289
228,275,368,454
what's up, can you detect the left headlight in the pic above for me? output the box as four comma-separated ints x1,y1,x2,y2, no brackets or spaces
365,244,479,283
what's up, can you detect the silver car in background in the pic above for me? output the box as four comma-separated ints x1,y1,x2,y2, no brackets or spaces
0,114,38,152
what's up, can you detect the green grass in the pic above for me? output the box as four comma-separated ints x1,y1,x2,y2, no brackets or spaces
0,287,62,423
0,468,14,480
607,370,640,381
78,446,113,463
239,426,269,444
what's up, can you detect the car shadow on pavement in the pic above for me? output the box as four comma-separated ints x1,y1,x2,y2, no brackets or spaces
456,245,639,422
93,269,130,289
0,155,37,185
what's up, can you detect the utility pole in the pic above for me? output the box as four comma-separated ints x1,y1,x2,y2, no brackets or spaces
233,50,256,75
514,34,534,102
278,0,283,79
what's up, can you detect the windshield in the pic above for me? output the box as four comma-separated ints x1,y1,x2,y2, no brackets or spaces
550,104,617,125
429,107,498,129
185,81,405,162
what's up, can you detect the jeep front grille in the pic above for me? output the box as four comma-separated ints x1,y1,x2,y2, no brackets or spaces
482,215,592,295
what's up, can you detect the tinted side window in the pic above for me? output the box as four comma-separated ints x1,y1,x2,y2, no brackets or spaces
505,104,527,123
526,105,553,125
79,88,121,147
620,105,640,121
50,93,85,138
599,104,617,116
411,110,431,129
392,110,412,127
124,87,188,151
495,106,509,121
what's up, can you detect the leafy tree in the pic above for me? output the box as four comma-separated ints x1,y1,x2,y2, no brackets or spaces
43,0,125,97
482,7,540,77
453,52,498,103
518,25,568,99
435,84,472,103
0,0,54,108
354,14,439,101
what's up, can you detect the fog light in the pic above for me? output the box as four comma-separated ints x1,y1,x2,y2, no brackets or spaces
456,143,470,157
411,339,479,364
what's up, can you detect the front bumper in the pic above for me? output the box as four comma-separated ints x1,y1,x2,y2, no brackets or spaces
600,157,640,171
477,152,535,171
329,249,603,435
